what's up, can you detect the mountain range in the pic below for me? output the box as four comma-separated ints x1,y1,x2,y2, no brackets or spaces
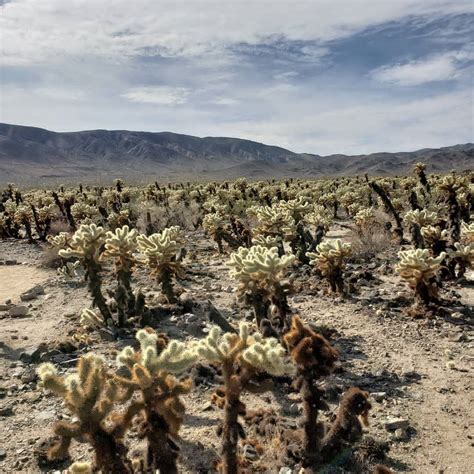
0,123,472,185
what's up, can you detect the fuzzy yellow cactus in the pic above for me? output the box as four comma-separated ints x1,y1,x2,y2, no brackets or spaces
59,224,106,259
461,222,474,244
305,205,332,231
396,249,445,306
197,323,294,473
420,225,448,255
449,242,474,277
48,231,72,249
404,209,438,228
70,202,98,223
68,462,92,474
37,354,131,472
248,205,296,244
137,227,184,303
307,239,352,294
227,245,294,331
354,207,376,229
115,328,197,472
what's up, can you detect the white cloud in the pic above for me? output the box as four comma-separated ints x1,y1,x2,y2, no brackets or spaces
371,51,471,86
1,0,472,65
35,87,85,101
214,97,240,106
121,86,190,105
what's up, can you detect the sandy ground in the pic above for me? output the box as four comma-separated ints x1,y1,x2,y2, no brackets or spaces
0,233,473,473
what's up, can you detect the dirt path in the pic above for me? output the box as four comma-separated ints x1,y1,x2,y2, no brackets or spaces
0,266,51,303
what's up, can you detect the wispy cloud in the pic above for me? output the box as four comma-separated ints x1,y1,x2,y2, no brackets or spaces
371,51,472,86
1,0,473,154
121,86,190,105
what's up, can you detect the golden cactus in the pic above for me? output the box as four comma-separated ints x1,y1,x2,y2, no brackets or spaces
115,328,197,473
37,355,132,473
137,227,184,303
227,245,294,332
307,239,352,294
396,249,445,306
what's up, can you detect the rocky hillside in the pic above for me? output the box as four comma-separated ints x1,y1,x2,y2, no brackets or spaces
0,123,472,184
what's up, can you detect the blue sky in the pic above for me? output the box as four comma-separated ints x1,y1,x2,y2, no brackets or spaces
0,0,473,154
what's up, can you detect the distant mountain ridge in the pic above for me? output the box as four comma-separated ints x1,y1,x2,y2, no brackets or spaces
0,123,472,184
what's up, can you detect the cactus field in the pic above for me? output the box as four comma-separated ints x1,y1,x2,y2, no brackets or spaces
0,169,473,473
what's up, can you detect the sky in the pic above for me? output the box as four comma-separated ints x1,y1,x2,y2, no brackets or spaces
0,0,473,155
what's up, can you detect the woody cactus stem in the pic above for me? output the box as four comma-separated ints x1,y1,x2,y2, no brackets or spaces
59,224,111,323
367,178,404,243
115,329,197,473
320,387,372,462
197,323,294,474
36,356,132,473
284,316,339,468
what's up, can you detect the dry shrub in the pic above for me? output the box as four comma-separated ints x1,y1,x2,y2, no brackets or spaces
41,245,62,269
349,211,393,260
49,219,71,235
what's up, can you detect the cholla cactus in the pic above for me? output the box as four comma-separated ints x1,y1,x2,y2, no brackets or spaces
137,227,184,303
115,328,197,473
421,225,448,256
13,204,34,241
197,323,294,473
307,239,352,294
354,207,376,230
227,245,295,332
404,209,438,248
248,205,296,255
48,231,72,249
283,315,338,467
461,222,474,244
70,202,98,224
448,242,474,277
102,225,139,325
251,234,281,249
58,260,84,280
68,462,92,474
80,308,106,328
59,224,111,322
36,355,132,472
396,249,445,306
202,212,240,253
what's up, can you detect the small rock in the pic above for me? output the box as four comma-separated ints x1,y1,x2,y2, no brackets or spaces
19,344,47,364
371,392,388,402
279,468,292,474
384,417,409,431
0,405,14,417
0,449,6,460
8,306,29,317
394,427,409,440
243,444,258,461
179,292,194,311
0,304,11,311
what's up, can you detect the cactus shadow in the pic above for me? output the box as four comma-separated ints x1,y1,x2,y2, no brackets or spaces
331,333,369,362
340,367,420,399
0,341,27,361
179,438,218,473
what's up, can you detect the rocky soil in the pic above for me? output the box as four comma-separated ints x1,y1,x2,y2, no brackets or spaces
0,231,473,473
